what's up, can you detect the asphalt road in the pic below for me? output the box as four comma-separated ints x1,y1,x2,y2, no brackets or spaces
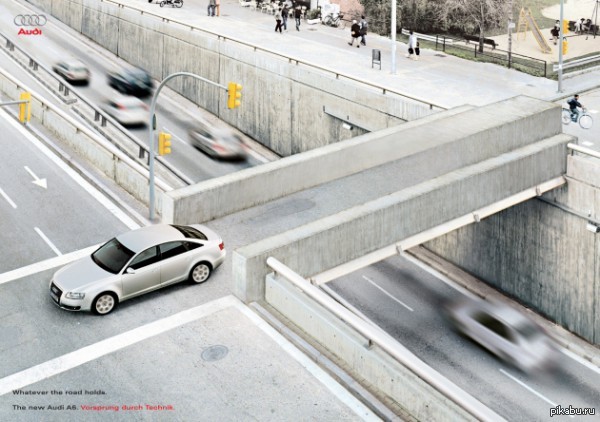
560,88,600,151
327,254,600,421
0,0,273,184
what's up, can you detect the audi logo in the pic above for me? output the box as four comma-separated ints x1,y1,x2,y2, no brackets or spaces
14,14,47,26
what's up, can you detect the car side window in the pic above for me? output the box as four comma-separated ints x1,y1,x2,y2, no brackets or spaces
183,241,202,252
474,312,512,341
128,246,159,270
160,241,188,260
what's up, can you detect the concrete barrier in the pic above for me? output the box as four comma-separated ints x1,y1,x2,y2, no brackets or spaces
266,273,483,422
233,135,570,303
163,96,561,224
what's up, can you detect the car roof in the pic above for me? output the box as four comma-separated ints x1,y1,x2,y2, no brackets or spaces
117,224,184,252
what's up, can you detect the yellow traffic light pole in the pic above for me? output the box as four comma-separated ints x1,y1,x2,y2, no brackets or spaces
0,92,32,124
148,72,242,221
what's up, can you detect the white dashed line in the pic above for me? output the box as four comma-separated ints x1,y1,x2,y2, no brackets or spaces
362,275,413,312
0,186,17,208
34,227,62,256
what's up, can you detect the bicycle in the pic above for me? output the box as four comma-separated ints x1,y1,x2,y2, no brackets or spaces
160,0,183,7
562,107,593,129
323,13,345,29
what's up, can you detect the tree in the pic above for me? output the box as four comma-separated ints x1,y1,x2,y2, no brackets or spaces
437,0,511,52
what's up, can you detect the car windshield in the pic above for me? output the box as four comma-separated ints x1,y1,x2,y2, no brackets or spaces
92,238,135,274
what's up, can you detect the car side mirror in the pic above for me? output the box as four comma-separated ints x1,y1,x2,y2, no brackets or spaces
126,267,136,275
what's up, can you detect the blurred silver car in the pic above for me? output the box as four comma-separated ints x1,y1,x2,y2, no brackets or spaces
101,96,148,127
49,224,226,315
52,60,90,84
188,122,247,160
446,297,557,372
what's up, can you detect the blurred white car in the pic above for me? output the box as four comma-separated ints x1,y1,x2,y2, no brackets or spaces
188,121,247,161
50,224,226,315
446,297,558,373
101,96,148,127
52,60,90,84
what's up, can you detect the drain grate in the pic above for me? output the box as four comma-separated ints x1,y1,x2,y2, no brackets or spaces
201,345,229,362
434,54,446,57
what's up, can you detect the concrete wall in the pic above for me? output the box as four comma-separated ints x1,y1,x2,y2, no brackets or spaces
233,136,570,303
27,0,440,156
164,96,562,224
266,274,480,422
425,154,600,344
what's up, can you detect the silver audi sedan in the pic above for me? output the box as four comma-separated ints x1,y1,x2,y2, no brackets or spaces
49,224,226,315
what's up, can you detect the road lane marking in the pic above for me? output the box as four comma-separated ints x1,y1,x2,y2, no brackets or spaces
560,348,600,376
0,109,139,230
0,244,97,286
24,166,48,189
0,296,237,397
0,187,17,208
362,275,413,312
34,227,62,256
499,368,574,417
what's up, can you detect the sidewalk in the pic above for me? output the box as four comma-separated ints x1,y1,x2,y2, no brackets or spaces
123,0,600,108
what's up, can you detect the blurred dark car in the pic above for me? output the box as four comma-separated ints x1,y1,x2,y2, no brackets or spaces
188,121,247,161
52,60,90,84
446,297,558,373
107,68,153,97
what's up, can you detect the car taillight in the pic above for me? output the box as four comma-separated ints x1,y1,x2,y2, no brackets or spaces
219,242,224,250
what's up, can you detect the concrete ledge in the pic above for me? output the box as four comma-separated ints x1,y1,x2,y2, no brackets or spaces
233,135,570,302
265,273,479,422
164,96,562,224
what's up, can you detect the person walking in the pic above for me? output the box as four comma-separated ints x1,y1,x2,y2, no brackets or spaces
275,8,283,33
294,6,302,31
359,15,368,46
348,20,361,47
406,30,418,60
207,0,216,16
282,5,289,32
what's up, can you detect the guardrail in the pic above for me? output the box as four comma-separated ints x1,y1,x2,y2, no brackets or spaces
98,0,445,111
265,257,504,422
568,142,600,159
0,31,193,186
553,54,600,72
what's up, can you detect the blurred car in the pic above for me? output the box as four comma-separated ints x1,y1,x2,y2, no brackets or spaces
52,60,90,84
49,224,226,315
107,68,153,97
188,121,247,160
446,297,557,372
101,96,148,127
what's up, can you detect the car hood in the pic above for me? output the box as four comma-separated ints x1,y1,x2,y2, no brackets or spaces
53,256,116,292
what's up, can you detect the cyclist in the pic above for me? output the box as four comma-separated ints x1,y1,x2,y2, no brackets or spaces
567,94,585,122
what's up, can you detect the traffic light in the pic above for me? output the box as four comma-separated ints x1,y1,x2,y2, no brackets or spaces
158,132,172,156
19,92,31,124
562,38,568,55
562,19,570,34
227,82,242,109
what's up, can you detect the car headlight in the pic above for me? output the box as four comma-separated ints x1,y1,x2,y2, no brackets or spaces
65,292,85,300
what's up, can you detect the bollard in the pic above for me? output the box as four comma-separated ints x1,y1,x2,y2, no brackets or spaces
372,49,381,69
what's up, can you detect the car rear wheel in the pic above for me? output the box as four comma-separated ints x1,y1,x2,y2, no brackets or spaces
190,262,212,284
92,292,118,315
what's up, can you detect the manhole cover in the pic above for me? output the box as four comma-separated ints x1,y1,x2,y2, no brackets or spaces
434,54,446,57
201,345,229,362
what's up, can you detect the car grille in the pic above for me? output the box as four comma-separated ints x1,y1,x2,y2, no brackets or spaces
50,282,63,304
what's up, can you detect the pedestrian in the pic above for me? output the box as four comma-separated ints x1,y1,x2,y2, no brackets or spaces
359,15,368,46
275,8,283,33
348,20,361,47
550,26,559,45
282,5,289,32
294,6,302,31
406,30,418,60
207,0,216,16
575,18,584,34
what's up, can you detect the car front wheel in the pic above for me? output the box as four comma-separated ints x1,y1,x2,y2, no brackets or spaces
92,292,118,315
190,262,212,284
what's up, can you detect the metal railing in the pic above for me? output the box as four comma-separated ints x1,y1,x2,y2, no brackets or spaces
0,31,193,186
568,142,600,159
266,257,504,421
97,0,445,111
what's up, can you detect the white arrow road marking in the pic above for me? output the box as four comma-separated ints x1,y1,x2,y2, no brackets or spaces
24,166,47,189
0,187,17,208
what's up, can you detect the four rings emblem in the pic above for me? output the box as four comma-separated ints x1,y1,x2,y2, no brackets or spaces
14,14,47,26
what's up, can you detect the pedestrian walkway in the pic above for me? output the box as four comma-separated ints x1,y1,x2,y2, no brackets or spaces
120,0,600,108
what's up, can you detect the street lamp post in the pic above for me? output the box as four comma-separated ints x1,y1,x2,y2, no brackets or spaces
391,0,397,74
558,0,564,92
148,72,228,221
